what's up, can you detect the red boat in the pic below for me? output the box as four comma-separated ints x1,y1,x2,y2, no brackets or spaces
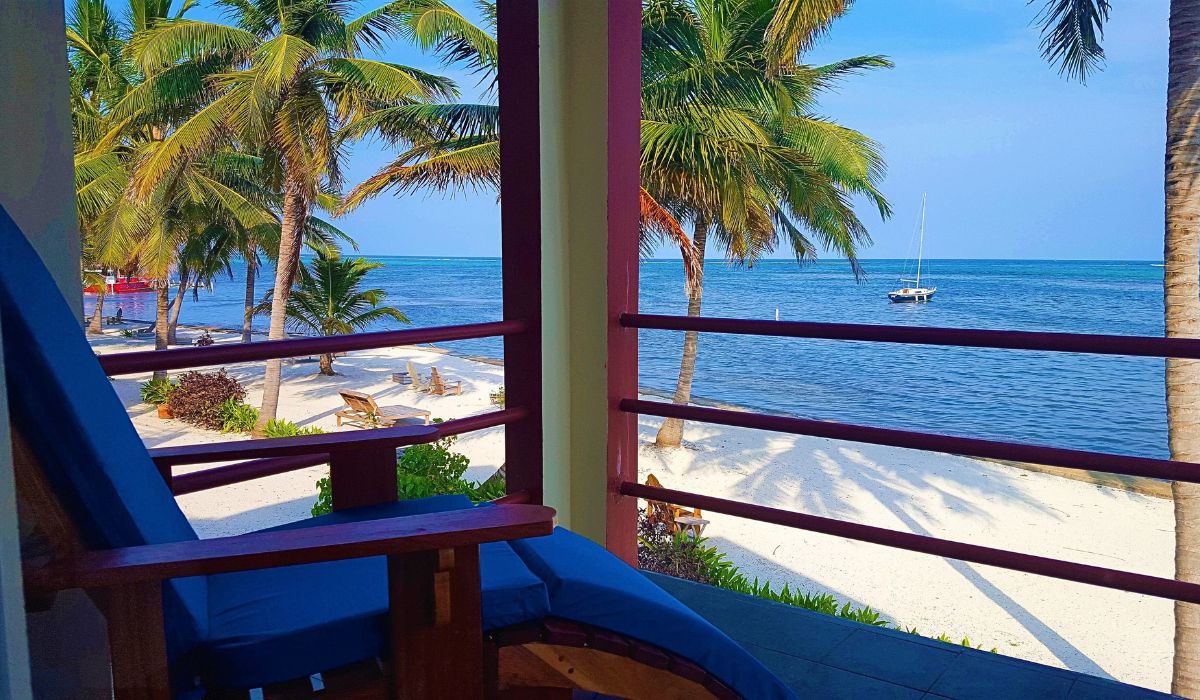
84,275,154,294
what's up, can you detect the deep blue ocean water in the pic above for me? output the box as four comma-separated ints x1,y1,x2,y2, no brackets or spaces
85,258,1169,458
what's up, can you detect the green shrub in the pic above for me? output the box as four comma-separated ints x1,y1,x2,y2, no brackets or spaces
636,510,993,650
263,418,326,438
311,428,501,516
218,399,259,433
139,377,177,405
167,370,246,430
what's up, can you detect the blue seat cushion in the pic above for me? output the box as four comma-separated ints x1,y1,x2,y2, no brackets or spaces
197,496,550,689
509,528,798,700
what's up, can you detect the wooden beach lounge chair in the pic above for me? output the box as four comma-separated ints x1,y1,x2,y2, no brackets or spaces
335,389,431,427
2,207,796,699
406,359,432,392
645,474,711,537
429,366,462,396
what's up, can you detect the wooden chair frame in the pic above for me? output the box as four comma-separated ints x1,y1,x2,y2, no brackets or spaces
15,424,555,700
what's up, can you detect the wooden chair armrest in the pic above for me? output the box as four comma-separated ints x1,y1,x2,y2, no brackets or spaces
24,504,555,591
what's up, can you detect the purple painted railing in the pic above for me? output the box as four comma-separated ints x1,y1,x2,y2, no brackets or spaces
617,313,1200,607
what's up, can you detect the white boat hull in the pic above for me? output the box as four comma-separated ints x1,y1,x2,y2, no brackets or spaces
888,287,936,303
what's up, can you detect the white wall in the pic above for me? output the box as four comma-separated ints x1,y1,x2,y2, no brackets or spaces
0,4,104,699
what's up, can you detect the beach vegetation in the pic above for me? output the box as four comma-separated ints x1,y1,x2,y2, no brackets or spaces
637,510,995,651
254,249,410,375
312,429,501,516
167,369,246,430
262,418,326,439
217,398,259,433
139,376,176,405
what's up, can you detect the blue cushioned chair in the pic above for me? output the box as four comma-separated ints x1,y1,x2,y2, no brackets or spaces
3,204,795,699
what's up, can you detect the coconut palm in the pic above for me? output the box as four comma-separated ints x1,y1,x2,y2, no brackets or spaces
336,1,699,277
255,249,410,375
124,0,457,434
642,0,889,447
338,5,888,449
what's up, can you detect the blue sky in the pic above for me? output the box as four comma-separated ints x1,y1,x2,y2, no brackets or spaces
184,1,1170,260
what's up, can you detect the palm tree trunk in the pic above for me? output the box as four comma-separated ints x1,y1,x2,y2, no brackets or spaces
166,272,188,345
319,352,335,376
153,283,169,381
1167,3,1200,695
655,223,708,448
253,172,309,437
242,256,256,343
88,289,106,335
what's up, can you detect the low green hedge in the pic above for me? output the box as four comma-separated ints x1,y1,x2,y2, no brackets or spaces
637,511,995,651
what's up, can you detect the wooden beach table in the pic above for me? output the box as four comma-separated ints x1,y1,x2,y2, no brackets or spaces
335,389,431,428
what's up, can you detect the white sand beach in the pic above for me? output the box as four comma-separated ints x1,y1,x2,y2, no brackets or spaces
93,327,1175,692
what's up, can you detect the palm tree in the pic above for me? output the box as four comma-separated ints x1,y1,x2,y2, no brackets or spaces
255,249,409,375
642,0,889,447
339,1,887,448
337,1,699,277
125,0,456,434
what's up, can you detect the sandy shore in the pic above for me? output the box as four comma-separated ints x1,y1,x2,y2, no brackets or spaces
92,327,1175,691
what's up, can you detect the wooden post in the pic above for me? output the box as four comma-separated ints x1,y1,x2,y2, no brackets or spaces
498,0,544,505
388,546,483,698
605,0,642,564
329,446,397,511
105,582,170,700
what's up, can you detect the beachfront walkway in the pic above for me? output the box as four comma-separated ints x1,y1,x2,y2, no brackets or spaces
649,573,1173,699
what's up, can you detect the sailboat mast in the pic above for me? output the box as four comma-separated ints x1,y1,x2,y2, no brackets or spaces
915,193,927,288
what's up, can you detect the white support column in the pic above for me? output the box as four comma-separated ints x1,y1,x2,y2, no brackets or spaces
538,1,615,541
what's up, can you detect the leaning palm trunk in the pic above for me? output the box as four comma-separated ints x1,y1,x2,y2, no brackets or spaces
319,352,335,376
167,272,189,345
242,256,256,343
88,289,106,335
253,174,309,436
1167,3,1200,695
655,224,708,448
153,282,169,381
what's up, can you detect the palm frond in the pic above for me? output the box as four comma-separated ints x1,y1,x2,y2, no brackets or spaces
1033,0,1110,83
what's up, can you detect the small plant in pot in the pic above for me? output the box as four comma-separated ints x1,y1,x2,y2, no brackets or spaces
140,377,177,418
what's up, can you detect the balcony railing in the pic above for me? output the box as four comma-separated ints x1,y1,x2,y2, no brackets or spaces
101,321,536,510
617,313,1200,606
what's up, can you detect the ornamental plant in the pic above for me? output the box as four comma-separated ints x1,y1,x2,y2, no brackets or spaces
218,398,259,433
139,376,176,405
167,370,246,430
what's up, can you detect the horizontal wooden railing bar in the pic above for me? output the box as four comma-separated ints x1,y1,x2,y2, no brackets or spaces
433,407,528,438
171,455,330,495
149,424,438,467
24,504,556,590
622,399,1200,483
621,313,1200,359
98,320,526,376
492,490,533,504
158,410,526,493
621,482,1200,605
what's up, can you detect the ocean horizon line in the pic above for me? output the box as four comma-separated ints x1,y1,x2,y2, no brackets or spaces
314,254,1167,264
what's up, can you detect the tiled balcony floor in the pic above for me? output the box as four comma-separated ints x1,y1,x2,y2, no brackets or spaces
645,572,1174,699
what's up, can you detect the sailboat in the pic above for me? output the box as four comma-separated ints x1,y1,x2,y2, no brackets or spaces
888,194,937,303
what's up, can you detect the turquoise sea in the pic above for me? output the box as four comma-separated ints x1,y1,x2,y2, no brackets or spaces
85,258,1169,458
